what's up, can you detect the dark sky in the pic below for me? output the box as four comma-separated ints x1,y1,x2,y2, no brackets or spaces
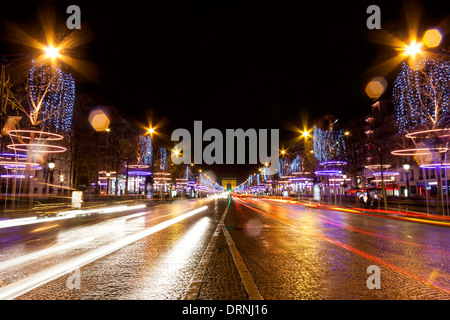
1,0,448,182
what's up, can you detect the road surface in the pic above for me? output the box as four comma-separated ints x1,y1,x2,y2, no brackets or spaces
0,196,448,300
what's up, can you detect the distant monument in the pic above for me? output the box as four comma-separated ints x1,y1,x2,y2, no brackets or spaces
221,178,237,191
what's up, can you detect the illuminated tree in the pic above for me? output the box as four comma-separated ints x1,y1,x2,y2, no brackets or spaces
2,59,76,194
393,58,450,213
288,154,302,174
138,135,153,166
5,59,75,132
313,117,346,163
393,58,450,133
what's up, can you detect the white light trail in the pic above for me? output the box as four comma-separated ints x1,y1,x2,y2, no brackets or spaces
0,204,148,230
0,237,95,272
0,205,208,300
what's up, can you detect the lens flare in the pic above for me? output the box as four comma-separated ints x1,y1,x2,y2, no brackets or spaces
423,28,443,48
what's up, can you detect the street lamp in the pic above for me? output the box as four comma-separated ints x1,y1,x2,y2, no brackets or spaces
390,175,396,196
301,130,310,139
402,40,423,58
43,45,61,62
48,160,55,170
147,127,155,198
59,174,65,194
48,159,55,194
402,163,410,198
106,171,111,195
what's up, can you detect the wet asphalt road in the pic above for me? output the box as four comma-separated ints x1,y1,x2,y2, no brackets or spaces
0,196,449,300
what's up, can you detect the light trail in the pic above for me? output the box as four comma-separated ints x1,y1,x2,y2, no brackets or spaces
0,204,147,230
0,205,208,300
0,237,95,272
257,196,450,227
259,198,447,251
234,198,450,295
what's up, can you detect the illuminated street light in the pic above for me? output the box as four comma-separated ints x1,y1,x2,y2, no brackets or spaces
148,127,155,135
402,40,423,58
173,149,180,157
301,130,310,139
391,175,396,197
47,159,55,194
48,160,55,170
402,163,410,198
43,45,61,62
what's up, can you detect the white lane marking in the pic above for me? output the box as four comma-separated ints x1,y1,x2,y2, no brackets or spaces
0,206,208,300
221,223,263,300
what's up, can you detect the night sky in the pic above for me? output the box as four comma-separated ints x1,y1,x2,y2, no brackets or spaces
1,0,448,182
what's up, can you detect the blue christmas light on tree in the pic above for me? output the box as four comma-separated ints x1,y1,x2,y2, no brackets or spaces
393,59,450,133
139,135,153,166
159,148,167,170
313,125,346,163
28,59,75,132
185,165,191,180
289,154,302,174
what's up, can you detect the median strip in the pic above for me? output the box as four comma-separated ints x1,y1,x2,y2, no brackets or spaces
184,204,229,300
221,224,263,300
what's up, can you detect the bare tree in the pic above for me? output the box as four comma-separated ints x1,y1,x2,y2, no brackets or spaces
365,101,399,209
344,117,367,193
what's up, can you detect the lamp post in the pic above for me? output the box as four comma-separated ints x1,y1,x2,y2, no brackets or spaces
403,163,410,198
390,175,396,197
106,171,111,195
59,174,65,194
148,127,155,198
341,174,348,206
48,159,55,194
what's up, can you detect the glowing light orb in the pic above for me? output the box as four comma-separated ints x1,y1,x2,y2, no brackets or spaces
88,108,110,132
43,45,61,60
423,28,443,48
403,40,423,57
365,77,387,99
